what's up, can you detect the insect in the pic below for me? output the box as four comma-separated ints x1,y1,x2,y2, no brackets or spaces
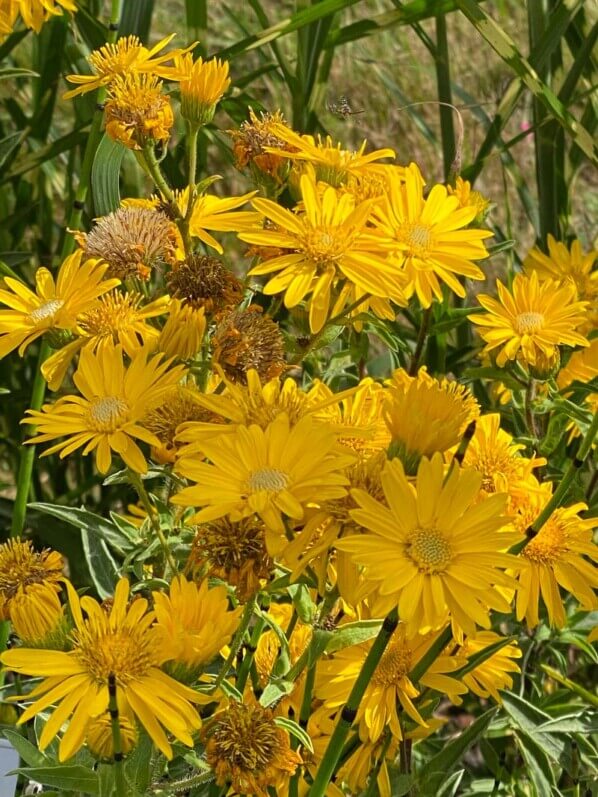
326,95,365,120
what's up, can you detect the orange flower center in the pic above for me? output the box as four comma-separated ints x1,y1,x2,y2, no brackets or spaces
29,299,64,324
515,312,544,334
88,397,129,431
407,527,452,573
74,626,157,687
373,638,412,687
247,467,289,493
523,520,567,565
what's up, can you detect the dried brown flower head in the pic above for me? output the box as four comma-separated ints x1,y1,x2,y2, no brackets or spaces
166,254,244,315
212,306,286,384
79,207,177,280
143,384,217,462
229,109,294,185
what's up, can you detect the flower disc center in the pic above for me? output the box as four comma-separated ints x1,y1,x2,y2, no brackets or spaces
407,527,452,573
29,299,64,324
515,311,544,334
398,223,433,257
88,396,130,431
246,467,289,493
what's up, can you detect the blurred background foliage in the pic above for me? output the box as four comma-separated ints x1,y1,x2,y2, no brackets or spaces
0,0,596,568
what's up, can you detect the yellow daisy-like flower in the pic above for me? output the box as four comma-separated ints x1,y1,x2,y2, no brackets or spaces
0,251,118,359
471,271,589,368
170,53,230,125
266,123,396,187
172,412,354,537
157,298,206,361
458,413,545,498
153,576,242,680
315,623,467,743
64,34,191,99
458,631,521,702
524,234,598,330
239,171,407,333
0,578,204,761
370,163,492,307
189,190,259,253
25,343,186,474
201,700,302,797
41,291,169,391
86,710,138,761
1,0,75,35
105,73,173,151
9,585,67,648
339,455,521,641
384,368,479,474
0,538,63,621
447,176,490,219
558,337,598,387
516,502,598,628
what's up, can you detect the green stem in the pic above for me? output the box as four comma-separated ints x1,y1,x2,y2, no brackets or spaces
108,675,127,797
129,471,178,576
525,378,539,439
142,145,176,205
235,611,265,694
511,409,598,554
180,123,199,254
214,594,257,689
308,608,399,797
409,307,431,376
10,1,122,539
289,662,316,797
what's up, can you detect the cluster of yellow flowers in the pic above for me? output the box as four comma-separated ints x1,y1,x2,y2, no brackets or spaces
0,27,596,797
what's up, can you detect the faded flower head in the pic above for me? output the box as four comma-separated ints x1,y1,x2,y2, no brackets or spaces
166,254,244,315
105,73,173,150
212,306,286,384
229,108,294,185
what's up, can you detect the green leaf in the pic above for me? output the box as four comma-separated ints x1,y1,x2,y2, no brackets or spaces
119,0,155,43
454,636,515,679
186,0,207,29
387,771,414,796
2,729,48,768
28,503,135,556
91,134,124,216
0,67,39,80
287,583,316,624
124,732,153,794
259,679,295,707
273,717,314,752
325,619,382,653
501,691,573,770
514,730,556,795
0,132,23,172
421,707,499,791
81,528,120,599
11,766,100,793
436,769,465,796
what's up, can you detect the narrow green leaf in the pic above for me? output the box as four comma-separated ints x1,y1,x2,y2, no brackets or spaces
259,679,295,707
2,729,49,768
91,134,124,216
28,503,135,555
124,732,153,793
436,770,465,796
288,583,316,624
325,620,383,653
81,528,120,599
421,707,499,790
0,132,23,172
11,766,100,793
0,67,39,80
274,717,314,752
456,0,598,165
119,0,155,43
186,0,207,29
454,636,515,679
514,731,556,795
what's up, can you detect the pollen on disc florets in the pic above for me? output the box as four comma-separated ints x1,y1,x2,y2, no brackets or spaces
80,207,177,280
166,254,244,316
212,307,286,384
105,73,173,151
72,623,159,689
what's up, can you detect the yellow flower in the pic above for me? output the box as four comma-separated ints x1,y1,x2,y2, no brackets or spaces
0,251,118,358
471,271,589,368
78,206,177,281
1,578,205,760
41,291,169,390
370,163,492,307
211,307,286,384
266,123,396,186
239,171,407,333
339,454,521,641
86,710,138,761
105,73,173,150
384,368,479,474
0,538,64,622
254,603,312,716
516,502,598,628
25,343,186,474
447,176,490,218
153,576,242,680
64,34,191,99
524,234,598,330
458,631,521,702
201,700,302,797
9,586,66,648
1,0,75,35
315,623,467,743
557,338,598,387
157,298,206,361
142,383,215,463
188,515,273,602
166,254,244,315
458,413,545,498
172,412,354,538
170,53,230,125
189,190,259,254
229,108,294,186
